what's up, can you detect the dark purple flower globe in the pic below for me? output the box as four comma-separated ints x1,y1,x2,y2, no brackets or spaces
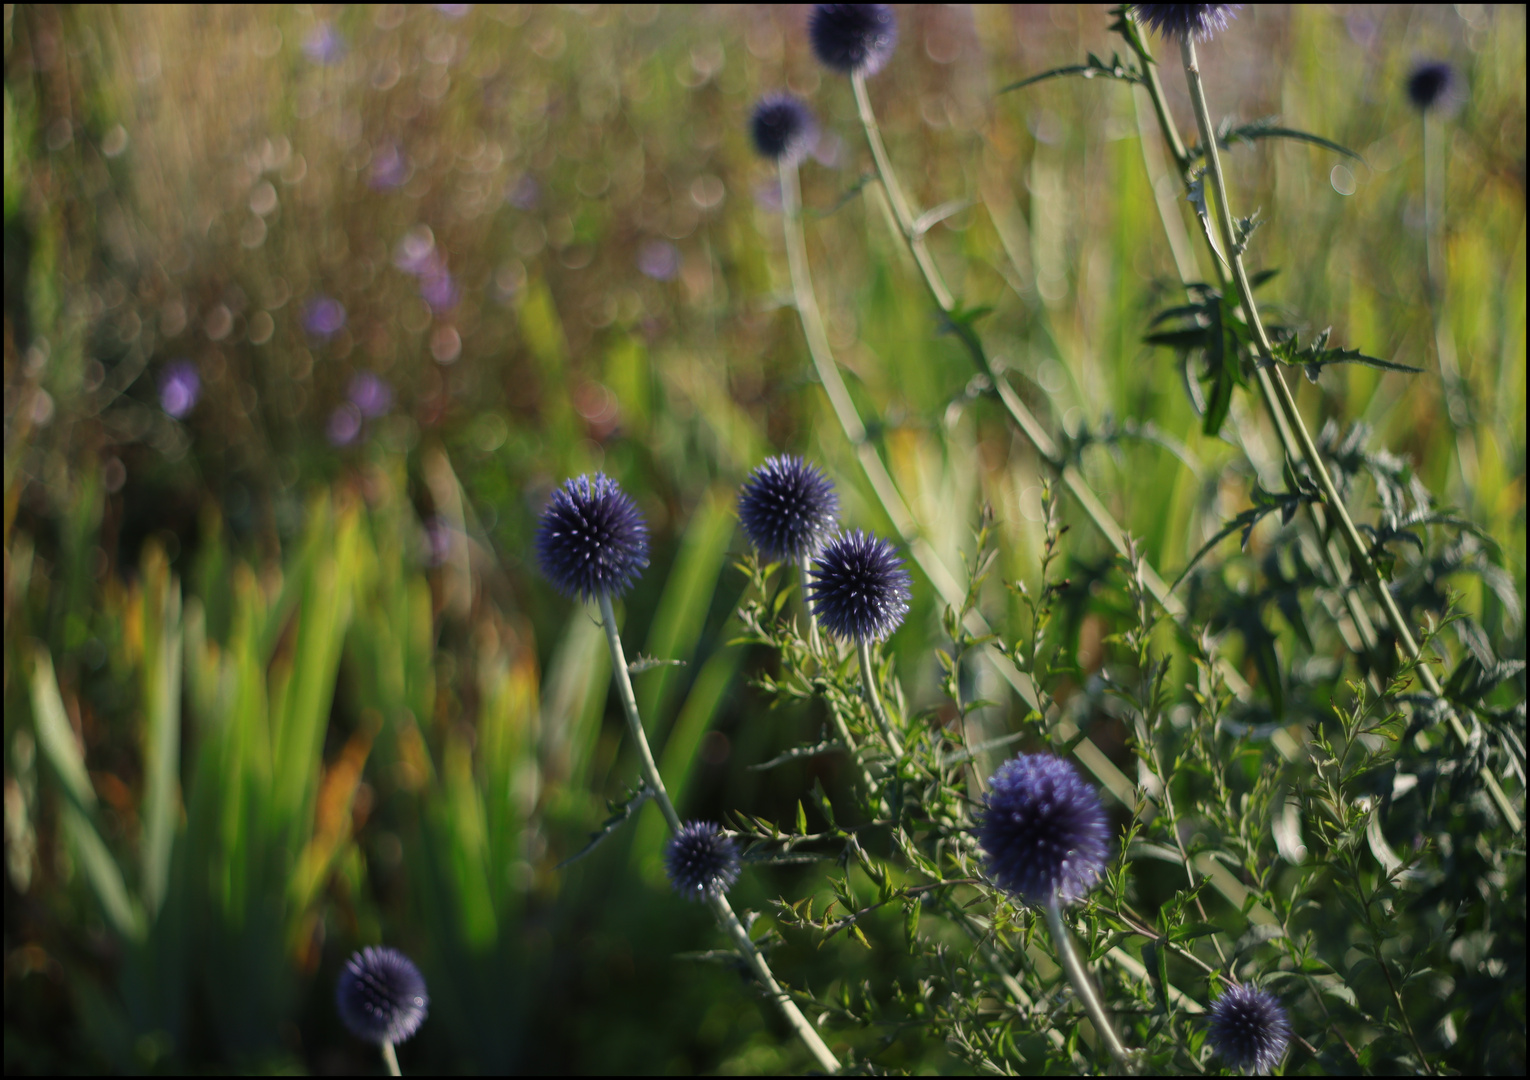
737,455,839,562
1207,983,1291,1073
750,94,818,165
304,296,347,339
665,821,741,901
347,372,393,418
809,4,898,77
159,360,200,419
536,474,650,601
1407,60,1455,111
1132,4,1241,42
336,946,429,1046
978,754,1109,906
809,530,911,642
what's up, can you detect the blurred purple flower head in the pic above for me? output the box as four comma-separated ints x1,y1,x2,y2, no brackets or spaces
159,360,200,419
303,22,345,65
347,372,393,418
419,267,460,313
370,143,409,190
506,175,540,210
1407,60,1458,112
1132,4,1241,43
810,4,899,77
394,227,437,275
304,296,347,340
750,93,818,165
433,4,473,18
637,240,680,282
423,515,453,567
327,403,363,446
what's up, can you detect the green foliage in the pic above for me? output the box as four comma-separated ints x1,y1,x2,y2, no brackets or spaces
4,3,1524,1075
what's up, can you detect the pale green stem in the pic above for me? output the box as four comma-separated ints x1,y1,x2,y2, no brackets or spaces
857,637,903,757
798,558,822,657
381,1041,401,1077
1126,24,1388,698
596,594,841,1072
1179,37,1520,832
1046,895,1132,1071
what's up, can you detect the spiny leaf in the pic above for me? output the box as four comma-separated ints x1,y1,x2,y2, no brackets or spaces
999,52,1143,94
1187,117,1364,164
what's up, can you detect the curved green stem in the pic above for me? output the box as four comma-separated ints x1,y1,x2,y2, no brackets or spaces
856,637,903,756
1046,896,1132,1070
1178,38,1520,832
596,595,841,1072
798,558,822,658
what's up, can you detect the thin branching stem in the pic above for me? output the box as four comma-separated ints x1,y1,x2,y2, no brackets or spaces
597,594,841,1072
1178,37,1520,832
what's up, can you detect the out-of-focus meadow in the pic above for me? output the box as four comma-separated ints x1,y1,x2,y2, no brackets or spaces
3,4,1524,1073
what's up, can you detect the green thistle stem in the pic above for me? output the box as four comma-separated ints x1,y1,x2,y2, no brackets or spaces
381,1041,401,1077
857,637,903,757
596,594,841,1072
1046,895,1132,1071
1177,37,1520,832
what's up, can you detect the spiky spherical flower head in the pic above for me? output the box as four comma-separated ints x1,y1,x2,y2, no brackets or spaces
978,754,1110,907
1132,4,1241,42
1207,983,1291,1073
1407,60,1456,111
536,474,650,601
809,530,911,642
737,455,839,562
336,946,429,1046
751,94,818,166
809,4,898,77
665,821,742,901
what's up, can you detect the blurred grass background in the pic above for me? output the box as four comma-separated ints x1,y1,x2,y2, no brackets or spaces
3,4,1523,1073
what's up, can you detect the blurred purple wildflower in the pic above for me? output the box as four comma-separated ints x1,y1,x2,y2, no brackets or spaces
394,227,437,275
347,372,393,418
370,143,409,190
303,22,345,65
304,296,347,340
327,403,363,446
419,267,460,313
506,175,540,210
433,4,473,18
637,240,680,282
159,360,200,419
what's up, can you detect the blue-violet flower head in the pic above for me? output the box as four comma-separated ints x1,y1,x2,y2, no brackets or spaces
978,754,1109,906
336,946,429,1046
810,530,911,642
1407,60,1456,112
809,4,898,77
159,360,200,419
536,474,650,601
665,821,741,901
1132,4,1241,42
1207,983,1291,1074
737,455,839,562
750,94,818,165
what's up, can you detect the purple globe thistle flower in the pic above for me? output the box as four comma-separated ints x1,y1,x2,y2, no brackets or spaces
750,94,818,166
336,946,429,1046
1132,4,1241,42
737,455,839,562
977,754,1110,907
1207,983,1291,1073
810,4,898,77
665,821,741,901
159,360,200,419
347,372,393,418
809,530,911,642
637,240,680,282
327,403,363,447
535,474,650,601
1406,60,1456,112
304,296,347,340
418,266,460,313
369,142,409,190
303,22,345,65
